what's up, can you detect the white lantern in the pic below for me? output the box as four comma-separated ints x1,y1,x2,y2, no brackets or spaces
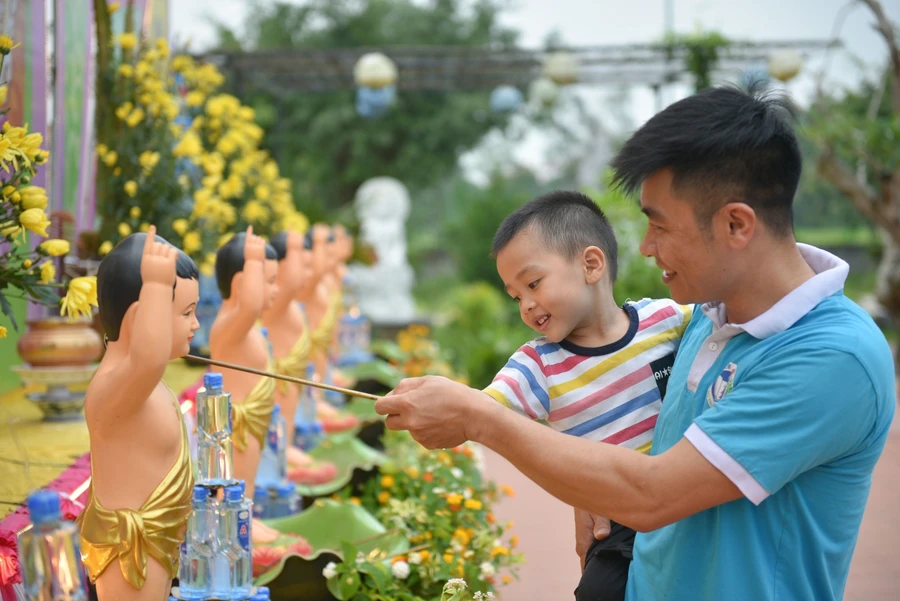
529,77,559,108
544,51,579,85
767,50,802,83
353,52,398,88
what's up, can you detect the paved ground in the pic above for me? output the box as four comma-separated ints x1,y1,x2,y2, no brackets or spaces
485,404,900,601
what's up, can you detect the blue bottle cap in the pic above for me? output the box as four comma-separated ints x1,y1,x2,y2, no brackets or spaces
250,593,268,601
271,404,281,419
192,486,208,504
203,372,223,390
237,480,247,496
253,486,268,501
276,483,295,498
225,485,243,503
257,587,269,595
26,490,61,525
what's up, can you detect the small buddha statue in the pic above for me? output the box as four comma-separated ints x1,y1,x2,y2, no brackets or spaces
261,230,338,484
78,228,198,601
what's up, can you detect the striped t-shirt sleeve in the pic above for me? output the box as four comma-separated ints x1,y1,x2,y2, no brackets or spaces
483,343,550,421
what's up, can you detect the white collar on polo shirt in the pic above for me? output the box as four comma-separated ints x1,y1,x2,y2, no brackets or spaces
700,244,850,340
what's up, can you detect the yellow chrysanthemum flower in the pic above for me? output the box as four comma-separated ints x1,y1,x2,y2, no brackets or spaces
182,231,201,254
129,206,141,219
125,108,145,128
124,181,138,198
118,222,132,237
139,150,160,173
0,325,6,339
0,35,21,55
171,218,188,236
19,208,50,237
139,222,150,233
20,186,48,210
115,102,133,121
60,276,98,320
39,261,56,284
103,150,118,167
118,64,134,78
173,131,202,158
118,33,137,51
0,86,7,106
98,241,114,256
39,239,70,257
108,2,120,13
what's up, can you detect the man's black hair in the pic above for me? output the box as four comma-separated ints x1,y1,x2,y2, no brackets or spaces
491,190,619,282
610,85,801,237
97,233,199,342
215,232,278,298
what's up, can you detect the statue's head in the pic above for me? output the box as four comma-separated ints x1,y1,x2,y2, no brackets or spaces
334,225,353,262
354,177,410,222
97,232,200,359
215,232,279,311
270,230,314,298
309,224,334,277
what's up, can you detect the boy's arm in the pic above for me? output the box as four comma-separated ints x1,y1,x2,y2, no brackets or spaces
482,343,550,422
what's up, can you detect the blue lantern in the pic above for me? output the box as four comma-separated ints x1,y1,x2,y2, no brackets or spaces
490,85,524,113
356,85,396,119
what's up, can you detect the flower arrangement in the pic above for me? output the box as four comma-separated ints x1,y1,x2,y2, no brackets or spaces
92,2,188,254
0,37,98,334
168,56,309,275
324,431,522,600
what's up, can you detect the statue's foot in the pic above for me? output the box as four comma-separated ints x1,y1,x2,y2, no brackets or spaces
321,413,360,433
330,367,353,388
286,445,313,466
316,398,339,418
252,519,279,544
287,460,338,485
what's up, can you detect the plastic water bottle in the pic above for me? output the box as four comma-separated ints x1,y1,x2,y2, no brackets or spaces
253,486,269,520
256,405,287,488
230,485,253,599
18,491,88,601
179,486,212,600
197,372,235,485
271,483,297,518
236,481,255,539
294,365,324,450
211,486,238,599
324,362,347,408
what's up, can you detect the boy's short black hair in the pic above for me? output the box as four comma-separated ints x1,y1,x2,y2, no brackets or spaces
215,232,278,298
610,86,801,237
97,233,199,342
269,231,289,261
491,190,619,282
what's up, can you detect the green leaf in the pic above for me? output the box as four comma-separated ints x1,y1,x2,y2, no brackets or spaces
326,572,347,600
340,540,359,564
360,561,390,592
0,292,18,331
338,570,361,599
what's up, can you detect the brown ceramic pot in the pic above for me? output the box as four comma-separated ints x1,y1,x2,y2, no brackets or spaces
16,316,103,367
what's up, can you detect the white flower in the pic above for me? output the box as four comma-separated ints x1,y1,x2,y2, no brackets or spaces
432,487,446,495
474,593,485,601
463,487,473,500
479,561,496,579
450,467,464,479
492,539,502,548
408,552,422,565
391,560,410,579
486,593,497,600
355,552,366,565
322,562,338,579
446,578,468,591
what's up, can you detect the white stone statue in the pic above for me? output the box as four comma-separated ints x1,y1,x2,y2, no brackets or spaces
347,177,416,325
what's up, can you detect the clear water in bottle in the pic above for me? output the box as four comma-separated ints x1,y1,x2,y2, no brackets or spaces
197,372,235,485
179,486,213,600
256,404,287,488
18,490,88,601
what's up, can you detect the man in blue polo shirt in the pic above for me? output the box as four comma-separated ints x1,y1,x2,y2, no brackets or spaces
374,86,895,601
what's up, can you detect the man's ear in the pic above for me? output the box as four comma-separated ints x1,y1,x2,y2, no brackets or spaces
583,246,607,285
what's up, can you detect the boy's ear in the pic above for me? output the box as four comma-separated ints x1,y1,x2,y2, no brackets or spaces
583,246,607,285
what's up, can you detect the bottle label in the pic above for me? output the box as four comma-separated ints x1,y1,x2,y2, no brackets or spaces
267,428,278,452
237,510,251,550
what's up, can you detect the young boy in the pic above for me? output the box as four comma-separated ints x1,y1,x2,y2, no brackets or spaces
482,190,691,601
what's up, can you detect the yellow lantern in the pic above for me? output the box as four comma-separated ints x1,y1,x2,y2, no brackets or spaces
544,51,579,85
768,49,802,83
353,52,398,88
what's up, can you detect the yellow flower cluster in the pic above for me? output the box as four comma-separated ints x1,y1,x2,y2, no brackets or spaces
169,57,308,274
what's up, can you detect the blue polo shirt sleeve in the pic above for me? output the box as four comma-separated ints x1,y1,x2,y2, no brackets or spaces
686,345,878,504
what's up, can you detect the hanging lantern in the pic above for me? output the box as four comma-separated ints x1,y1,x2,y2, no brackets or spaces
768,49,802,83
529,77,559,108
353,52,398,88
356,85,397,119
741,65,770,91
544,51,579,85
490,85,524,113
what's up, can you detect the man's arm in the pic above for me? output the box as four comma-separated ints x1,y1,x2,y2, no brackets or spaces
377,379,740,532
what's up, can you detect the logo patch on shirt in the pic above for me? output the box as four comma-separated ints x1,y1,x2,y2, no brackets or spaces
706,362,737,407
650,353,676,400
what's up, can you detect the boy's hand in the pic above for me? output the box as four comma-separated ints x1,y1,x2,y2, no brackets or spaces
574,507,611,571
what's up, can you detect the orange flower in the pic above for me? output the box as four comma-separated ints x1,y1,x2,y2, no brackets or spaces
501,485,516,497
423,473,434,483
391,555,406,565
464,499,483,511
378,491,390,504
349,497,361,506
510,535,519,548
491,546,510,558
486,513,495,524
443,553,454,564
419,550,430,562
502,575,513,585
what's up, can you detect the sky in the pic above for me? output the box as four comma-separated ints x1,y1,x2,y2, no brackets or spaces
168,0,900,181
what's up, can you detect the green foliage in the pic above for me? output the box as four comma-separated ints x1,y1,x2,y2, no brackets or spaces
662,30,731,92
211,0,520,215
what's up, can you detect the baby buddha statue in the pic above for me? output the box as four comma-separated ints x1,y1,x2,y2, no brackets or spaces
261,230,338,484
78,228,198,601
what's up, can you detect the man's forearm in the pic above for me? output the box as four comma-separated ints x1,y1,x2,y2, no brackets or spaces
466,393,661,531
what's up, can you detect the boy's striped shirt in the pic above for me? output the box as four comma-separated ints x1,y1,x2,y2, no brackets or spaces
484,298,692,453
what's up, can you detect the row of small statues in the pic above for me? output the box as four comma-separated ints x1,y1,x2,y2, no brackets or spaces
76,224,358,601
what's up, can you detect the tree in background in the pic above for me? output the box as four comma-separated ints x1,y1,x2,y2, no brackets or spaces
812,0,900,358
210,0,519,220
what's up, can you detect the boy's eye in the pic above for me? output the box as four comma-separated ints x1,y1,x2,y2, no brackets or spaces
528,280,540,290
512,296,521,303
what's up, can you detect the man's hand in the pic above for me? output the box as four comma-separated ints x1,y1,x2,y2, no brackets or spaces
375,376,485,449
574,508,611,571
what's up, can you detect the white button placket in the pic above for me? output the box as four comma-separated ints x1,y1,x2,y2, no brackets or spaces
687,325,742,392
